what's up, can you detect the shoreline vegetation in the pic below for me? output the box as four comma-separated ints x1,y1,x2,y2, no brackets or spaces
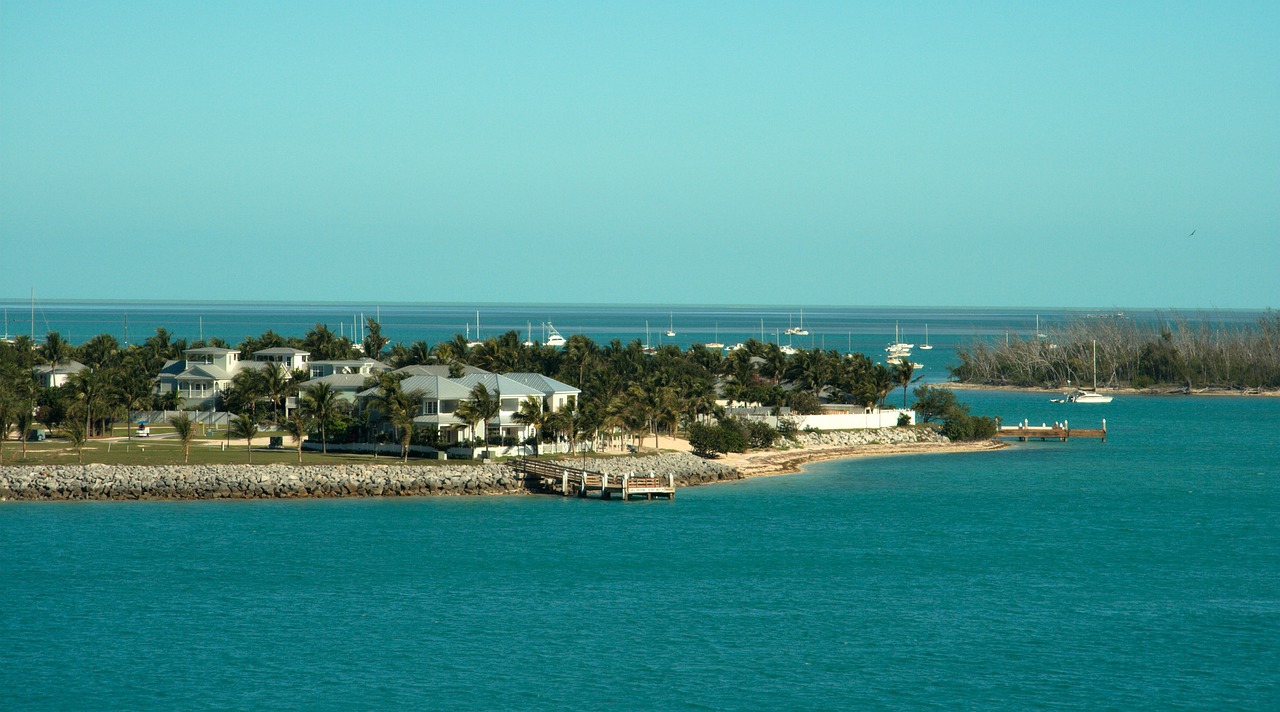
949,310,1280,393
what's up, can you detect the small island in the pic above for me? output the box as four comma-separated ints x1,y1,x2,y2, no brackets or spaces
0,321,1001,499
948,310,1280,395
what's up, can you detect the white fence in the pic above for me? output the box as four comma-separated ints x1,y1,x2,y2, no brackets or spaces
133,410,231,427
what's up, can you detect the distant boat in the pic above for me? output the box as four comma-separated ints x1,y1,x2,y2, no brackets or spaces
707,323,724,350
1,308,13,344
885,354,923,368
466,311,483,348
523,322,536,347
544,322,566,348
1063,340,1113,403
919,324,933,350
665,313,676,338
785,310,809,336
780,344,799,356
885,321,913,355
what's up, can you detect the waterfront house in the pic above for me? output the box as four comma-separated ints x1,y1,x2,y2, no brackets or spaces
251,346,310,372
33,360,87,388
155,347,243,409
354,368,581,447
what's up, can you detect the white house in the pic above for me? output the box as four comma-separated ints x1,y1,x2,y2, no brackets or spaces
33,360,87,388
252,347,310,372
155,347,243,408
354,368,582,446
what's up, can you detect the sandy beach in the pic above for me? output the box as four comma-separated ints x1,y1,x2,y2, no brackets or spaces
623,433,1007,480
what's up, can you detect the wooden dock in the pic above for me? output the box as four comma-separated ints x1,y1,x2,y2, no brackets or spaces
998,419,1106,442
510,459,676,500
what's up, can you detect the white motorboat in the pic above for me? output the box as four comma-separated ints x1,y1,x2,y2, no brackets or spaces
1067,390,1112,404
544,322,566,347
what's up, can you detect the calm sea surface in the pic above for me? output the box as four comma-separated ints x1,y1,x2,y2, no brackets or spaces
2,305,1278,709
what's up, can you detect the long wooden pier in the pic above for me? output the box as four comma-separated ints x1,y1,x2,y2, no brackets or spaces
998,419,1107,442
510,459,676,500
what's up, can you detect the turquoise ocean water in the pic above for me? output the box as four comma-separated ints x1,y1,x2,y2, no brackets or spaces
2,305,1278,709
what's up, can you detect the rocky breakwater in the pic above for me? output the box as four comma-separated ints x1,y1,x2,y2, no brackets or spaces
0,463,523,501
790,426,951,448
575,451,742,487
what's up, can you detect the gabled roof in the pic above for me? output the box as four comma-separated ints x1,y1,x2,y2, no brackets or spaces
356,374,472,400
183,347,237,356
176,364,233,381
501,372,581,395
253,347,309,356
157,359,185,377
305,373,375,390
453,373,543,398
311,358,388,369
393,364,490,377
32,360,88,376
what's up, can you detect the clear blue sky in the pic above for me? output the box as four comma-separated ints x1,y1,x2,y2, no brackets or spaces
2,1,1277,308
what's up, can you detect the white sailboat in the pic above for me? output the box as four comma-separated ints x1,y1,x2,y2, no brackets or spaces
665,313,676,337
919,324,933,350
1066,340,1113,403
1,308,13,344
885,321,913,355
523,322,536,347
466,311,483,348
643,321,656,355
707,323,724,350
785,309,809,336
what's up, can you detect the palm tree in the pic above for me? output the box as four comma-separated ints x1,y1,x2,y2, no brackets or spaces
64,418,87,464
170,412,196,464
258,365,292,425
40,331,70,376
457,383,500,459
548,397,585,454
0,385,17,464
513,397,549,456
117,369,154,441
16,409,33,460
228,414,258,464
367,374,419,461
434,334,473,365
299,381,342,454
363,317,389,359
70,366,110,441
388,403,416,463
894,359,919,409
283,410,313,464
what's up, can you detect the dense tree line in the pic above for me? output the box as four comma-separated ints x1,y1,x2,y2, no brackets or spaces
950,311,1280,391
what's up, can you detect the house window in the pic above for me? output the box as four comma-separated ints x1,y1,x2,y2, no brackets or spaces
422,401,439,415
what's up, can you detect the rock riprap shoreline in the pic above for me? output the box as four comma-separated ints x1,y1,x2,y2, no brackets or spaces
790,427,951,447
0,452,739,501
